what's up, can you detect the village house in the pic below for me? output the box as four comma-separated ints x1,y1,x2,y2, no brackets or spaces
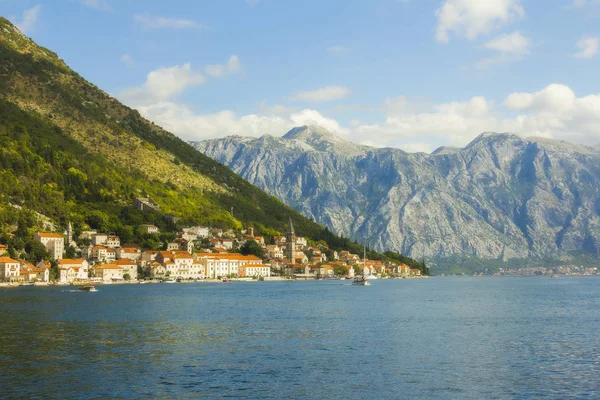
167,238,193,254
194,253,266,279
0,257,20,282
0,244,7,256
210,238,234,250
106,236,121,248
34,232,64,260
57,259,89,282
134,197,160,212
19,260,49,282
295,236,308,248
266,245,284,260
239,263,271,278
399,264,411,275
113,259,138,280
116,245,142,261
91,246,116,263
294,251,309,265
183,226,209,238
148,262,166,279
274,236,286,247
180,230,198,242
156,250,200,279
92,264,124,282
410,268,422,276
91,233,108,246
141,225,160,234
313,264,335,277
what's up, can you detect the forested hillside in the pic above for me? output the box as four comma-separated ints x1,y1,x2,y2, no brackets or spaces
0,17,425,272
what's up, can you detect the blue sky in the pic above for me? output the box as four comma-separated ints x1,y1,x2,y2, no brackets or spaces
3,0,600,152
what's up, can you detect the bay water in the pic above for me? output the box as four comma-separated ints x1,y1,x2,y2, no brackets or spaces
1,277,599,398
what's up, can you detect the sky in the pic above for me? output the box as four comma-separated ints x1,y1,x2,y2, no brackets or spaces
3,0,600,153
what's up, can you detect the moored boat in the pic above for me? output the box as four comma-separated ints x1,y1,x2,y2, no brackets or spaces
78,284,97,292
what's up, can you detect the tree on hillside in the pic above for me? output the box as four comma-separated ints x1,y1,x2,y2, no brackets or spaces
240,240,265,259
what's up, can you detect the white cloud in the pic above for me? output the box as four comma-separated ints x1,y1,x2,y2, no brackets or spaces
573,37,599,58
483,31,531,55
291,86,351,103
205,55,242,77
134,102,345,141
80,0,112,12
435,0,524,43
14,5,42,35
476,31,531,68
504,84,577,112
327,45,350,54
120,54,134,67
134,13,203,30
119,63,206,103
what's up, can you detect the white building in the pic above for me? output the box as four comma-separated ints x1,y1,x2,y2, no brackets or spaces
0,257,20,282
142,225,160,234
116,246,142,261
91,233,108,246
114,259,138,280
92,264,124,282
34,232,64,260
57,258,89,282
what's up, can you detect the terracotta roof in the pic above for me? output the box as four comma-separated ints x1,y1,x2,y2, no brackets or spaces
94,264,122,270
0,244,7,249
58,258,85,265
0,257,18,263
36,232,63,239
114,259,137,265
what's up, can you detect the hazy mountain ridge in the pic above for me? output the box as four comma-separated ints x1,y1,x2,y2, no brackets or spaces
193,126,600,267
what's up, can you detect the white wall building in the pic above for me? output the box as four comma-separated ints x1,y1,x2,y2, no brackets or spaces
34,232,64,260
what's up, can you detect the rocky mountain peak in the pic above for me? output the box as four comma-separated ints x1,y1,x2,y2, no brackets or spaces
282,125,363,154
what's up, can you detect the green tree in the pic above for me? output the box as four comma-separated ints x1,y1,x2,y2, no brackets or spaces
240,240,266,259
123,273,131,281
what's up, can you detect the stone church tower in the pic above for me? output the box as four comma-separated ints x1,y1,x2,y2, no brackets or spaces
285,218,296,262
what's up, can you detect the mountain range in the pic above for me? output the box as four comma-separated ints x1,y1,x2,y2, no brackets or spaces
193,125,600,271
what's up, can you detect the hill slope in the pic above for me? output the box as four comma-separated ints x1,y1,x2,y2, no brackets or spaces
194,126,600,272
0,18,423,270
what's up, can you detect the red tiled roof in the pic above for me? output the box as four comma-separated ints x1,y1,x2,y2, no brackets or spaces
36,232,63,239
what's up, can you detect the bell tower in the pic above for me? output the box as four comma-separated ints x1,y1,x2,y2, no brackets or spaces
285,218,296,262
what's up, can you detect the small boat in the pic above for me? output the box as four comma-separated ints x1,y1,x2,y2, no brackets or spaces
163,278,176,283
20,282,35,287
352,276,371,286
551,274,560,278
78,285,97,292
222,278,229,282
352,246,371,286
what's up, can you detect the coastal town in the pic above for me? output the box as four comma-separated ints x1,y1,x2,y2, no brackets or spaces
0,200,423,285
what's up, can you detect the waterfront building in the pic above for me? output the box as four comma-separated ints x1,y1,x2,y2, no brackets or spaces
114,259,138,280
0,257,20,282
92,264,123,282
239,263,271,278
34,232,64,260
57,259,89,282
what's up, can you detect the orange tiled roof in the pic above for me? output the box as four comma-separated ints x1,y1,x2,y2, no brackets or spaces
58,258,85,265
0,257,18,263
114,259,137,265
36,232,63,239
94,264,122,270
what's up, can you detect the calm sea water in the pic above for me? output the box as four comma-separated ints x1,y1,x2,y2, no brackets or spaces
1,277,599,399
